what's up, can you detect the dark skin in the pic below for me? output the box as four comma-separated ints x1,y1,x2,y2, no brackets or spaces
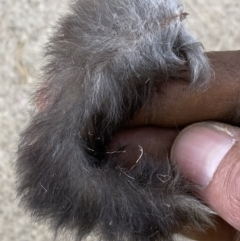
131,51,240,128
108,51,240,240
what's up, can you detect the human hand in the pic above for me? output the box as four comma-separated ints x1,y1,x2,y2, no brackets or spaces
129,50,240,128
109,123,240,240
109,50,240,240
171,122,240,240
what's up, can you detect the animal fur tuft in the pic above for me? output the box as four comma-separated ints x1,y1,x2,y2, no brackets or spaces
17,0,213,240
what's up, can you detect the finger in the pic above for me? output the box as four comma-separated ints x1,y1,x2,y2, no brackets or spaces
130,51,240,127
109,126,238,240
171,122,240,231
107,127,178,168
182,217,237,241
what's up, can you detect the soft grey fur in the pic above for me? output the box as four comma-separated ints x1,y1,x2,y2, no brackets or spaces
16,0,213,240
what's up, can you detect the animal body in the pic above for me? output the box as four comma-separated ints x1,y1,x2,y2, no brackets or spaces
17,0,213,240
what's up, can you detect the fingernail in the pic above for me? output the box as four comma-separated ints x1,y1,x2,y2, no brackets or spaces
171,123,235,188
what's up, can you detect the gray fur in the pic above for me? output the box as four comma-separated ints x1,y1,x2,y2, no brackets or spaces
16,0,213,240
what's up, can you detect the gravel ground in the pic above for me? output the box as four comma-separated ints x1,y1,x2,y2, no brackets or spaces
0,0,239,240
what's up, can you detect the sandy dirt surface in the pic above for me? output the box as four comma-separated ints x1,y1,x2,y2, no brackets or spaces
0,0,239,240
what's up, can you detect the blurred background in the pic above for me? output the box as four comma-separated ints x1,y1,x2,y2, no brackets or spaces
0,0,239,240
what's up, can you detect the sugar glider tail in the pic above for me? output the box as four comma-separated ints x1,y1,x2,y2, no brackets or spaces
17,0,213,240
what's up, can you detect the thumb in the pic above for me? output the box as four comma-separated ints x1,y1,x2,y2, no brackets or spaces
171,122,240,231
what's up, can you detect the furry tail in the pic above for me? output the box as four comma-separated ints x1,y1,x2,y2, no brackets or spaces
17,0,213,240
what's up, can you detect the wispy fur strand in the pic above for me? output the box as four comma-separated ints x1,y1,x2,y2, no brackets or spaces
16,0,213,240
